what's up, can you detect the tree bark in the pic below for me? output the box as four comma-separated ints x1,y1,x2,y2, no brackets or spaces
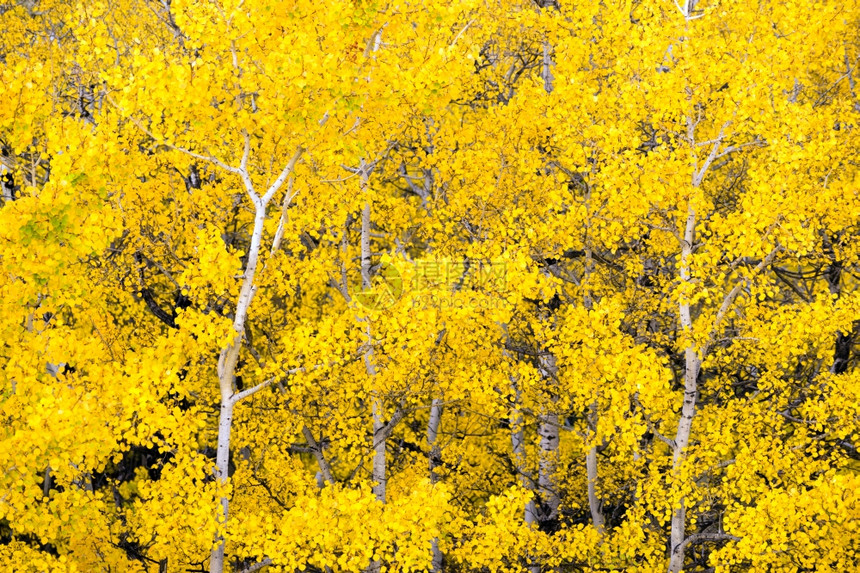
667,201,779,573
302,425,334,485
211,205,266,573
542,42,554,94
536,354,560,530
667,206,699,573
580,165,606,535
510,376,539,573
210,143,302,573
585,412,604,533
358,169,402,573
667,118,727,573
428,398,444,572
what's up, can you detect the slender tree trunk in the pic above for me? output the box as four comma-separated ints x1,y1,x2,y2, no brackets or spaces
302,425,334,485
428,400,443,479
582,199,606,534
537,412,559,519
536,354,560,530
537,0,556,93
585,403,605,533
670,238,778,573
360,200,373,291
359,170,390,573
667,117,731,573
0,162,13,202
360,181,389,506
210,144,302,573
428,398,444,572
510,377,539,573
361,196,386,503
371,399,387,503
211,396,235,572
586,445,603,531
667,206,699,573
542,42,554,94
211,206,266,573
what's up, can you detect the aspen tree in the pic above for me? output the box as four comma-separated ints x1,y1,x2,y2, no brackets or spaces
2,1,860,572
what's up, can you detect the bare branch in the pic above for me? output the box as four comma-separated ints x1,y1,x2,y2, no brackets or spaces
270,177,298,255
237,558,273,573
105,95,240,173
701,246,781,359
231,362,326,403
449,19,474,49
673,533,740,556
693,121,731,186
649,423,676,449
262,147,304,205
302,426,335,485
714,138,763,160
400,163,429,201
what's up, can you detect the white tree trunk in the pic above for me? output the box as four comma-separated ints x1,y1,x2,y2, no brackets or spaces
537,413,559,517
371,399,387,503
427,398,444,572
209,144,302,573
0,164,12,202
510,377,539,573
210,205,266,573
542,42,554,94
580,185,606,535
586,443,604,533
360,200,373,290
360,180,388,506
537,353,560,528
667,206,699,573
358,172,399,573
666,119,729,573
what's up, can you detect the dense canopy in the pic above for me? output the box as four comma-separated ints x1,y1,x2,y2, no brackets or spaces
1,0,859,572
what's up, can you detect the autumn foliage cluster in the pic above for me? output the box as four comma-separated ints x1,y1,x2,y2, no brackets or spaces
1,0,859,572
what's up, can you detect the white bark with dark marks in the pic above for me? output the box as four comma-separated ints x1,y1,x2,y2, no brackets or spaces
510,376,539,573
586,439,604,533
209,142,303,573
537,354,560,527
667,120,777,572
427,398,444,572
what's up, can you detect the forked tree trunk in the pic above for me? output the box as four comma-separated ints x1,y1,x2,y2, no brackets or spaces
210,144,302,573
667,134,779,571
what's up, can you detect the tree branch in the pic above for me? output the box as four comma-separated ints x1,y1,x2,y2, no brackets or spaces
302,426,335,485
231,362,325,403
693,121,731,186
701,245,781,359
236,558,273,573
105,95,240,173
673,533,740,556
262,147,304,205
